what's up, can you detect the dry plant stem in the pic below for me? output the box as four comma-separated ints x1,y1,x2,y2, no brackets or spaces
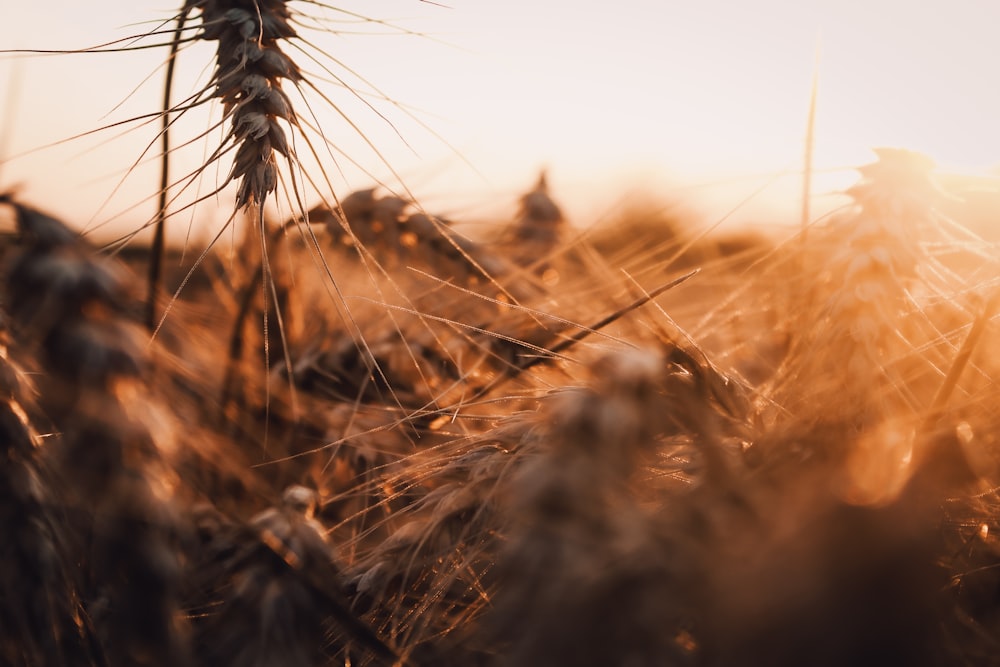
455,268,699,409
147,6,193,332
220,219,297,416
800,54,818,242
544,269,699,359
926,288,1000,422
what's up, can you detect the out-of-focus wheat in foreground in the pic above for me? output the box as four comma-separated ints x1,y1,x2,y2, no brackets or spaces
3,145,1000,666
3,3,1000,666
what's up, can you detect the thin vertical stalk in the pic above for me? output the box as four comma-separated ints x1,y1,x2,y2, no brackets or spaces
147,7,190,332
800,41,820,242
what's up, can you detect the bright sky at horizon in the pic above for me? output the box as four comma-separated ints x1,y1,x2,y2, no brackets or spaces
1,0,999,241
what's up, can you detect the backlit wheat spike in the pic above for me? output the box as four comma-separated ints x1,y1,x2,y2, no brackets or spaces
822,149,934,384
772,148,956,425
193,0,301,210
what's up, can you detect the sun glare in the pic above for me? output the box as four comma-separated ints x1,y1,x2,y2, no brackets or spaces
0,1,998,232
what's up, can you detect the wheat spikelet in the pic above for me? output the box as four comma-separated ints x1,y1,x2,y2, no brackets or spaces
187,484,399,666
0,318,99,665
1,196,191,666
479,348,695,666
513,171,564,239
179,0,300,211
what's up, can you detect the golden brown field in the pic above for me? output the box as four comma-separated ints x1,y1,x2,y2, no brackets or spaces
2,3,1000,666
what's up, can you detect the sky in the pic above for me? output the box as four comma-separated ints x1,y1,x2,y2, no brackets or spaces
1,0,999,240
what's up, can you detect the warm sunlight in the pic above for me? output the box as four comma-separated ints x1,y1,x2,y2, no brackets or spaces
1,1,999,234
3,4,1000,666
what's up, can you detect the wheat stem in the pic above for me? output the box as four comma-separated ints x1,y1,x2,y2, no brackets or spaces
147,6,193,332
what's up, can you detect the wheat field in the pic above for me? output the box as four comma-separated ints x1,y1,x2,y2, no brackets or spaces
1,3,1000,666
